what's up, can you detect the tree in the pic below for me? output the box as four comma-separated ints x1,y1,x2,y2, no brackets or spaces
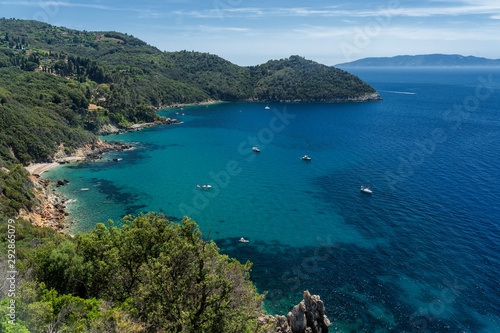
29,213,266,332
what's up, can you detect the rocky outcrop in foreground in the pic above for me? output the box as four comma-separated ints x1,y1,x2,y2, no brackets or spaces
259,291,331,333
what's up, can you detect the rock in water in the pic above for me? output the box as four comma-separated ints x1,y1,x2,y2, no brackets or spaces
258,291,330,333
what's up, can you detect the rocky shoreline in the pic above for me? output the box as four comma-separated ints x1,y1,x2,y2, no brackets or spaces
21,114,187,231
22,139,133,231
19,176,71,231
258,291,331,333
97,117,181,136
157,99,224,110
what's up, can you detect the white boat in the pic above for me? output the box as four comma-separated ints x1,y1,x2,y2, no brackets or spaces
265,105,270,110
253,147,260,152
197,184,212,189
239,237,249,243
360,186,372,194
302,140,311,160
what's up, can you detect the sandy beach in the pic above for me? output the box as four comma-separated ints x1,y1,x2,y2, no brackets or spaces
25,162,60,176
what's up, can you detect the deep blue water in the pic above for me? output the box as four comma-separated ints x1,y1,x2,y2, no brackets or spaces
44,68,500,332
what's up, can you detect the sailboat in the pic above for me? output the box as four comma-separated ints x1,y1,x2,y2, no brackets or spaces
301,141,312,160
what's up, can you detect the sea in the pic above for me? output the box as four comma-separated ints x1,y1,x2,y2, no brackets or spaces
44,67,500,332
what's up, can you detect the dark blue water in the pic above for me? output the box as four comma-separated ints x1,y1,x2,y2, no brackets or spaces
45,68,500,332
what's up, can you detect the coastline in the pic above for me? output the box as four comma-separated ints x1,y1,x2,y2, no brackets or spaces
25,162,60,176
157,95,382,107
158,99,224,110
98,116,182,136
25,139,132,176
21,109,191,232
19,175,71,231
20,95,381,232
21,139,132,232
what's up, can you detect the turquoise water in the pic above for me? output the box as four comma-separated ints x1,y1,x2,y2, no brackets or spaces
44,68,500,332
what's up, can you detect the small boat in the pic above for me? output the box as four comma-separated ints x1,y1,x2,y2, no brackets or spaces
252,147,260,152
80,188,90,191
265,105,270,110
197,184,212,189
360,186,372,194
182,113,185,116
302,140,311,160
239,237,249,243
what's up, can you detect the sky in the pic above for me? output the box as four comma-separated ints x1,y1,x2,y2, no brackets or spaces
1,0,500,66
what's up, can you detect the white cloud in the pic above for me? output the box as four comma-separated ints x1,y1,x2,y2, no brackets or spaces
170,3,500,20
0,1,121,10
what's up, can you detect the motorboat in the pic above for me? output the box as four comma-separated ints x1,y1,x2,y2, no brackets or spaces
253,147,260,152
302,140,311,160
360,186,372,194
239,237,249,243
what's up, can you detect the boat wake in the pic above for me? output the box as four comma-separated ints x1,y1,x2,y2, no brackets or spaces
380,90,417,95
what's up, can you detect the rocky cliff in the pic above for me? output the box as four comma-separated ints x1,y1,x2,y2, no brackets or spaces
259,291,331,333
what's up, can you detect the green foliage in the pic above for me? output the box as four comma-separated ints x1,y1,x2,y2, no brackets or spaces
0,19,378,107
26,213,265,332
251,55,377,101
0,67,96,165
0,165,35,219
0,281,145,332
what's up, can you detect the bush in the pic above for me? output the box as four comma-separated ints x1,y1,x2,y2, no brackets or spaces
28,213,266,332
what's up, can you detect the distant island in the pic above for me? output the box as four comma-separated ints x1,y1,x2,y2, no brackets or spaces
336,54,500,67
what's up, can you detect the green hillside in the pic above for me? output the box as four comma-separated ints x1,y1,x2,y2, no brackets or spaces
0,18,379,104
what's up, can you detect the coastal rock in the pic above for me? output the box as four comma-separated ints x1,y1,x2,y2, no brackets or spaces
258,291,330,333
57,179,69,186
18,175,70,232
21,139,135,232
97,117,180,136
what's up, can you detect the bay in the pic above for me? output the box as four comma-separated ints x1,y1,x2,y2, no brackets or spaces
44,67,500,332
